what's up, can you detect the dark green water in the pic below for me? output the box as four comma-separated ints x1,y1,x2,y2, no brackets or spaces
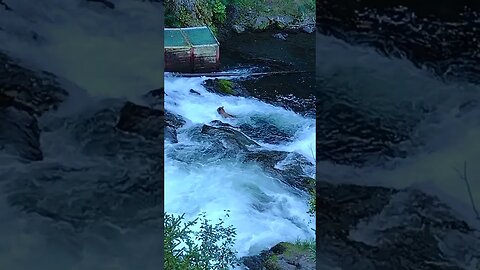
219,31,315,116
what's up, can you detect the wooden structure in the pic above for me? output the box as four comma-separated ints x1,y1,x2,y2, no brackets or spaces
164,26,220,73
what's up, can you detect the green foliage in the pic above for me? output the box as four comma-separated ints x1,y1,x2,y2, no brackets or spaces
212,0,227,24
307,178,316,217
217,79,234,95
164,212,238,270
265,240,316,269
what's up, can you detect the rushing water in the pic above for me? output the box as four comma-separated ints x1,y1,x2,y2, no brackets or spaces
164,73,316,257
316,32,480,226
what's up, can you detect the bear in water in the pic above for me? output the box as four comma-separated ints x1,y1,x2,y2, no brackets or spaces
217,106,235,118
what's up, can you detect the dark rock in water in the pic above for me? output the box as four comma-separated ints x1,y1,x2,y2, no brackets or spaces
165,111,186,128
209,120,236,128
0,100,42,161
239,120,293,144
143,87,164,106
232,24,246,34
253,16,270,31
0,52,69,115
0,0,12,11
116,102,163,141
189,89,201,95
201,124,259,150
301,23,316,34
273,32,288,40
317,181,480,270
85,0,115,9
244,150,314,191
318,0,480,83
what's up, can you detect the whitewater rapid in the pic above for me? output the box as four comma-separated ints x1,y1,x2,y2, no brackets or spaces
316,33,480,227
164,74,316,257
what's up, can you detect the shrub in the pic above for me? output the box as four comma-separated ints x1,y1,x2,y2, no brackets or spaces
164,212,239,270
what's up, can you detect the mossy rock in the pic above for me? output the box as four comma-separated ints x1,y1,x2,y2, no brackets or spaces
203,79,248,96
266,242,316,270
242,241,316,270
217,79,235,95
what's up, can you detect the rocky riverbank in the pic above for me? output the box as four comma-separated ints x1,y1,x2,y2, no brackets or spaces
164,0,315,37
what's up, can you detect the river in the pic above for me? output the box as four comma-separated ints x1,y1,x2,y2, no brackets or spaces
164,30,317,259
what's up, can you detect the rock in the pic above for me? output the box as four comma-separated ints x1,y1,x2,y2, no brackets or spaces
189,89,201,95
201,124,259,150
272,32,288,40
203,78,249,96
116,102,163,141
301,24,315,33
0,52,68,115
143,87,164,106
232,24,246,34
0,98,43,161
209,120,236,128
270,16,294,29
253,16,270,31
316,181,480,269
239,120,293,144
116,102,185,144
165,111,186,128
244,150,314,191
242,242,316,270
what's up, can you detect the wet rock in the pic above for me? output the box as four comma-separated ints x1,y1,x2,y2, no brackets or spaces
239,120,293,145
244,150,314,191
165,111,186,128
273,32,288,40
317,181,480,269
143,87,164,106
203,78,249,96
209,120,236,128
301,24,315,33
201,124,259,150
253,16,270,31
189,89,201,95
232,24,246,34
0,96,42,161
0,52,68,115
116,102,163,141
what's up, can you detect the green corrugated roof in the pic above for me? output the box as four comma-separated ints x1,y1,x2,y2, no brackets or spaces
165,26,218,48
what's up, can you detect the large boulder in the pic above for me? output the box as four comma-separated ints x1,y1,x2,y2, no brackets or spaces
316,181,480,269
116,102,163,140
239,120,293,145
203,78,249,97
0,52,68,115
0,93,42,161
244,150,314,191
201,124,259,151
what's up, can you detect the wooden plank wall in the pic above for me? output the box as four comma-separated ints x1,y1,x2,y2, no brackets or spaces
165,47,193,72
165,45,219,72
193,46,220,72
